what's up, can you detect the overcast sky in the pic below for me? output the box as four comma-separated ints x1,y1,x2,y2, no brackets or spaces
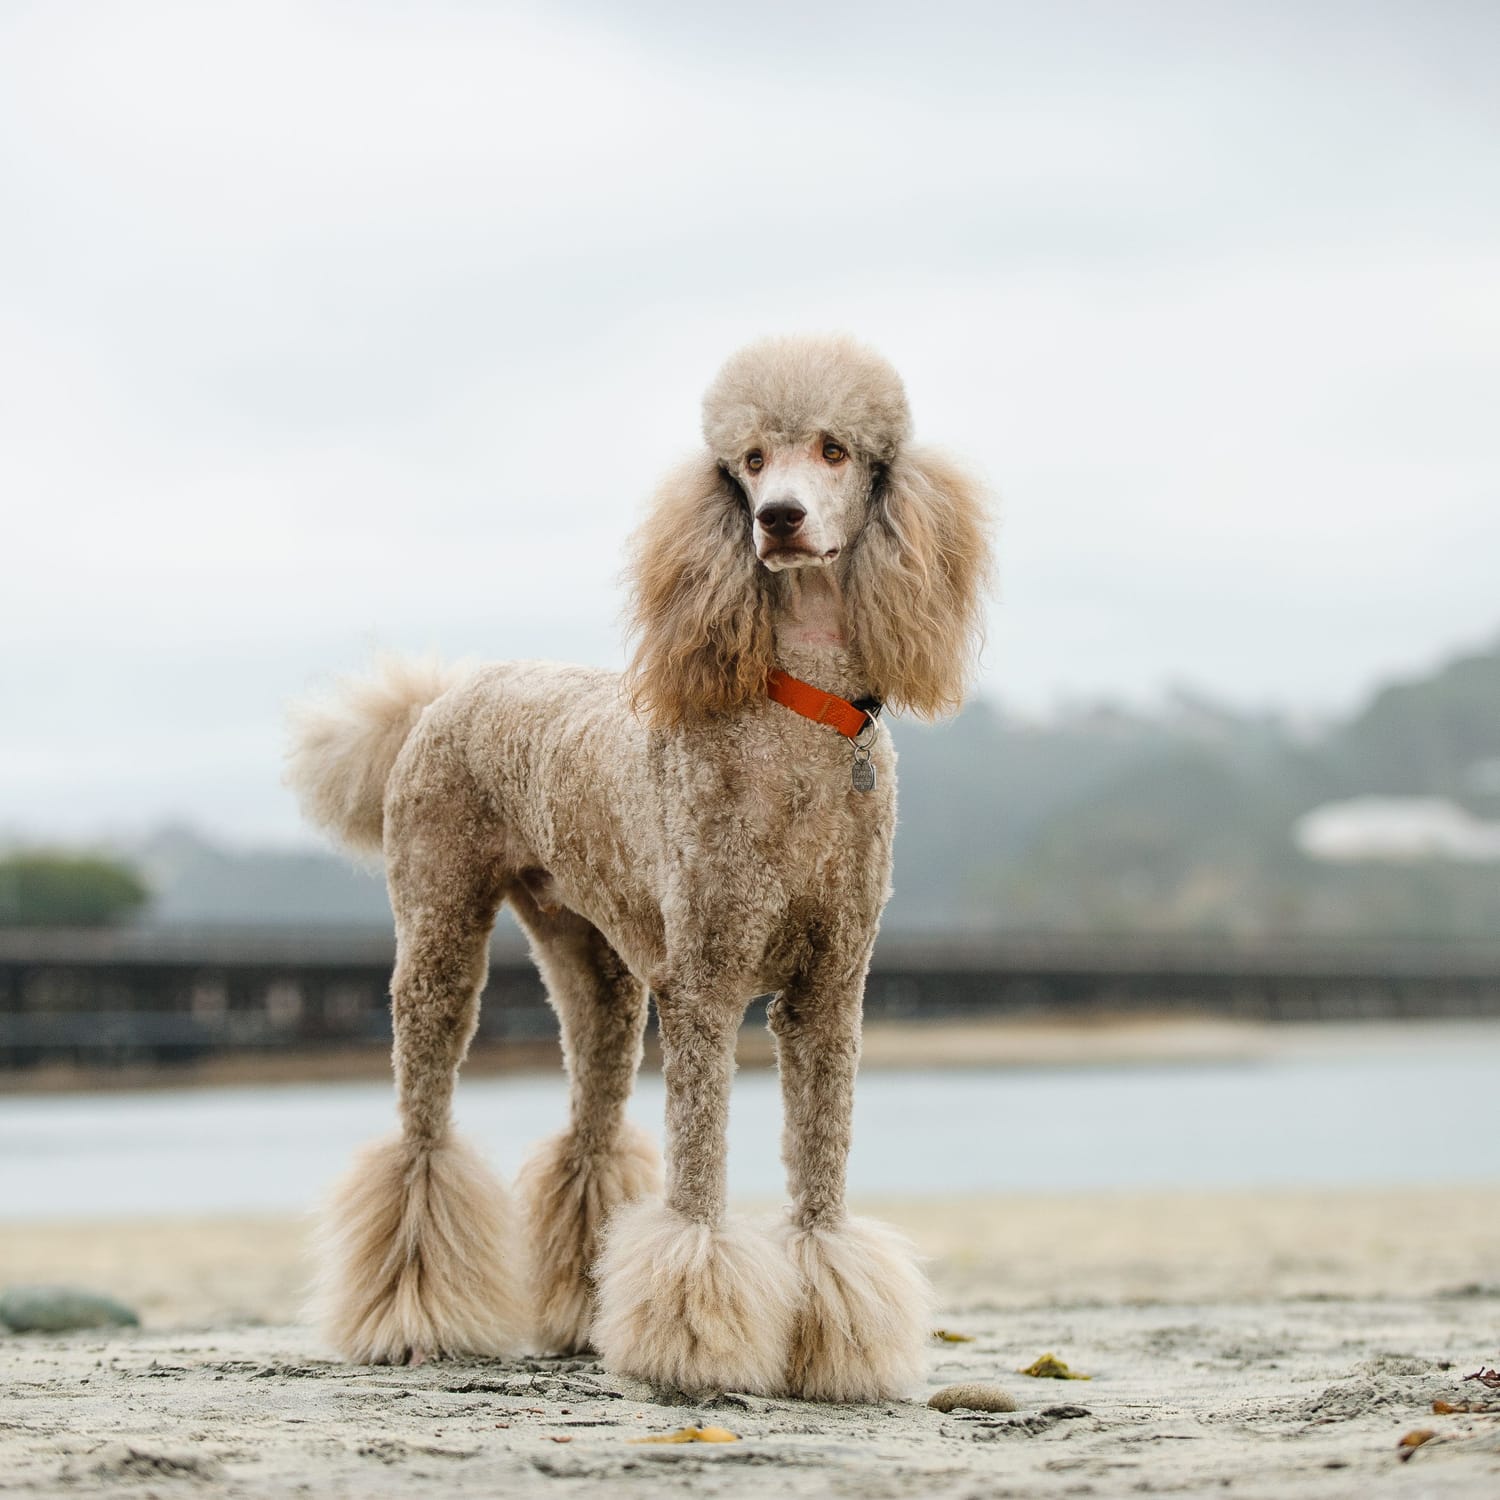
2,0,1497,844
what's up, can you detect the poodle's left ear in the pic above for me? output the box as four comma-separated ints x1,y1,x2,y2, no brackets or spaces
624,451,776,727
846,445,993,718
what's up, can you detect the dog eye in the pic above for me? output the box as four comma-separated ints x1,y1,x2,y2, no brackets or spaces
745,450,764,472
822,441,847,464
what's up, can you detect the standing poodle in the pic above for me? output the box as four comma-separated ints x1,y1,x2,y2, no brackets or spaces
286,333,991,1401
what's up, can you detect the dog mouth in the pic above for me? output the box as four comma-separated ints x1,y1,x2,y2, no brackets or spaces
758,545,841,569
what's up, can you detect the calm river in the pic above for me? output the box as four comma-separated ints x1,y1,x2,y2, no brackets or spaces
1,1022,1496,1221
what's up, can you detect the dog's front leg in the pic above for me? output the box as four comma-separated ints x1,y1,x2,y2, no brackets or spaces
768,974,934,1402
592,990,799,1396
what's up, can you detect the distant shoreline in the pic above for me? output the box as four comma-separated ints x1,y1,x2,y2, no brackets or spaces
4,1012,1497,1095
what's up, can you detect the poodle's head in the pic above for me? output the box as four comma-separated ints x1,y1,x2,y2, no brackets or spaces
627,334,992,727
701,335,911,571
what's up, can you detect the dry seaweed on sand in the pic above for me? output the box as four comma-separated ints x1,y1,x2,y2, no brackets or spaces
1434,1369,1500,1415
932,1329,976,1343
1019,1353,1091,1380
1396,1429,1438,1460
629,1426,740,1445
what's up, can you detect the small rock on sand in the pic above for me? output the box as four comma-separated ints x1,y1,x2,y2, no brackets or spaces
0,1286,140,1333
928,1383,1018,1413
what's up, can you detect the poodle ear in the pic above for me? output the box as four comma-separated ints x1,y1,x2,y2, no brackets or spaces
624,451,776,727
846,445,993,718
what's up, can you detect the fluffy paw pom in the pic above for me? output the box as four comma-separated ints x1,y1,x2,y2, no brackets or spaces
516,1122,663,1354
592,1199,798,1395
312,1132,530,1364
782,1215,934,1402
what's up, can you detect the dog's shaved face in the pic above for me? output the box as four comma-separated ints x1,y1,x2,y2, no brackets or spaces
734,435,871,571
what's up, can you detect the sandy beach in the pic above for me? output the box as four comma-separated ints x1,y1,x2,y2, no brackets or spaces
3,1186,1498,1496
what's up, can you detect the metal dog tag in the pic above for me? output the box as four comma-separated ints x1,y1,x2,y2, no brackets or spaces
851,748,876,793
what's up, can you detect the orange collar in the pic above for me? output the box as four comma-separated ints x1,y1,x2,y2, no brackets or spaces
765,669,881,740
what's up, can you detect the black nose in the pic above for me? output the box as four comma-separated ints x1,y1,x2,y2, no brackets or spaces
755,500,806,539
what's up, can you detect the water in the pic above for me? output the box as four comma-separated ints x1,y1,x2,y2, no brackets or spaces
2,1025,1496,1221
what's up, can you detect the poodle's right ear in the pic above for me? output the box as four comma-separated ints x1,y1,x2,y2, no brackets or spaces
624,451,776,727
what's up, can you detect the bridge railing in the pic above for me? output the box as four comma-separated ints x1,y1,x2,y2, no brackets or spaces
3,927,1499,1069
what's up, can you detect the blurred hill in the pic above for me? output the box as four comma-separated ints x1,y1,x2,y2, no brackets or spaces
895,633,1500,937
129,825,393,927
62,631,1500,940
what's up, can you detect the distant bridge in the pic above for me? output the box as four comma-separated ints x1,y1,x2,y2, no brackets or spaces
3,926,1498,1071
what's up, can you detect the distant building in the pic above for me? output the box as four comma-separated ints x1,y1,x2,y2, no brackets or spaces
1295,797,1500,863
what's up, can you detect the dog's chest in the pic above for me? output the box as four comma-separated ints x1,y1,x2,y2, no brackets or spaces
756,750,897,943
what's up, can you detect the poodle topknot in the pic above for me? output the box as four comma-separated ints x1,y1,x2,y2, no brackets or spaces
701,334,913,464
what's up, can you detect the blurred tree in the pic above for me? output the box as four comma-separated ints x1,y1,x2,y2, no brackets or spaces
0,852,151,927
1337,644,1500,803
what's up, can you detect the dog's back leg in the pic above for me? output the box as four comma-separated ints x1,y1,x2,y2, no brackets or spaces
510,886,661,1354
312,774,529,1366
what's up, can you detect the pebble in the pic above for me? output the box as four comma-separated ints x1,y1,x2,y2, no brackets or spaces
928,1382,1018,1413
0,1286,140,1333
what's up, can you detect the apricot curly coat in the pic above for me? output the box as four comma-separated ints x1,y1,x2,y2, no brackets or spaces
287,333,992,1401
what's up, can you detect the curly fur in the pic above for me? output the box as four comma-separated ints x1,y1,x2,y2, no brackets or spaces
290,333,992,1397
702,333,912,463
847,446,992,716
312,1132,530,1364
781,1216,935,1402
592,1199,800,1395
517,1122,663,1354
285,654,469,855
624,455,776,727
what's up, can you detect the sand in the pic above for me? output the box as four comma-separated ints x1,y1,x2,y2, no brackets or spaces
3,1187,1499,1496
